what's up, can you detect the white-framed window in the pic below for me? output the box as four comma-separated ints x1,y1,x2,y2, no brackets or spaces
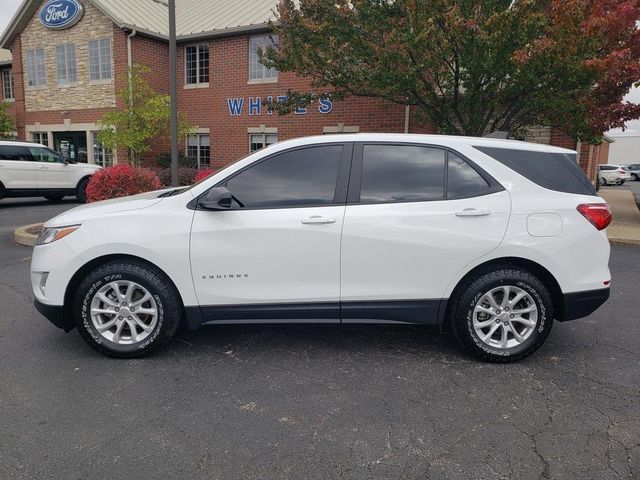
89,38,112,81
56,43,77,85
31,132,49,146
185,45,209,85
187,134,210,168
92,131,113,167
250,133,277,152
249,34,278,82
2,69,14,100
26,48,46,87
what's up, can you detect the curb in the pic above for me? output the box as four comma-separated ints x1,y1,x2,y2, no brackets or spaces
609,237,640,247
14,223,43,247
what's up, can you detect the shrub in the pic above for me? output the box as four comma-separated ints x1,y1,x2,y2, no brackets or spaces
153,167,198,187
86,164,162,202
194,168,217,183
155,151,196,169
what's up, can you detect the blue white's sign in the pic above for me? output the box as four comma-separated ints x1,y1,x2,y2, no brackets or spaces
226,95,333,117
39,0,84,30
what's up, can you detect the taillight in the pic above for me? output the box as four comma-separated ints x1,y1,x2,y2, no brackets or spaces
576,203,612,230
617,169,626,174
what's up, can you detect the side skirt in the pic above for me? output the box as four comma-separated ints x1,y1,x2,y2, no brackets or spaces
185,299,443,330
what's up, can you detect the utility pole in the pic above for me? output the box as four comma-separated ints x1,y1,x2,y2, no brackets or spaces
168,0,179,187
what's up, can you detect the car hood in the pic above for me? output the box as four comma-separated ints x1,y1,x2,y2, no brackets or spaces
44,188,182,227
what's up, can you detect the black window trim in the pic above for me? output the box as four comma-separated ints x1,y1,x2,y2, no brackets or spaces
0,145,33,161
347,141,504,205
191,142,354,211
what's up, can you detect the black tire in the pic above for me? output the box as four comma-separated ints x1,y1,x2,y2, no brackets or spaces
632,173,638,181
44,194,65,201
599,176,606,187
76,177,90,203
73,260,182,358
450,267,554,363
0,183,5,200
619,180,625,185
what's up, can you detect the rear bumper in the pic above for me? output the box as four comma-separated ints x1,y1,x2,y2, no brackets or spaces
560,288,610,322
33,298,74,332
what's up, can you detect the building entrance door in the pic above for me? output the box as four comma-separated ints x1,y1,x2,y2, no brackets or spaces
53,131,88,163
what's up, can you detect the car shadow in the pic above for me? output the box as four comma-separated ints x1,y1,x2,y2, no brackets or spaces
167,323,469,362
0,198,80,209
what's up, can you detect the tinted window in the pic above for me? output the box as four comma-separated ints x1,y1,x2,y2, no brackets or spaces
628,164,640,169
224,145,343,208
600,165,616,171
28,147,63,163
475,146,596,196
447,154,490,198
361,145,445,203
0,146,30,161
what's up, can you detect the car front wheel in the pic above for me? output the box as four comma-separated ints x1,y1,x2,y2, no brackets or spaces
73,260,182,358
76,178,90,203
450,267,554,363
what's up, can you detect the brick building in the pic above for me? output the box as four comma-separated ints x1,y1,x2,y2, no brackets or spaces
0,0,609,177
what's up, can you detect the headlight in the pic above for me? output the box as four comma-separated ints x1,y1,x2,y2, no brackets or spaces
35,225,80,246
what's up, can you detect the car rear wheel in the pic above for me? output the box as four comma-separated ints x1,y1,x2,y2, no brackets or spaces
73,260,182,358
632,173,638,181
599,176,607,186
450,267,554,363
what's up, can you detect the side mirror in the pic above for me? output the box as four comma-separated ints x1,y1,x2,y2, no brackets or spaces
199,187,233,210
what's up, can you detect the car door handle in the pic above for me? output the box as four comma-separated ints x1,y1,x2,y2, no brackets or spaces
39,166,49,170
301,216,336,225
455,208,491,217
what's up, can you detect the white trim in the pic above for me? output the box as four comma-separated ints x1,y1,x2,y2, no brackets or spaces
183,82,209,89
323,124,360,134
247,125,277,134
247,78,278,85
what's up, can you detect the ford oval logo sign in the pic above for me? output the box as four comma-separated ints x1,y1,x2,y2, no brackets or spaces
39,0,84,30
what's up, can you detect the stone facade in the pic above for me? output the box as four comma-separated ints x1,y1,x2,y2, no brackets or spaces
524,126,552,145
21,0,115,113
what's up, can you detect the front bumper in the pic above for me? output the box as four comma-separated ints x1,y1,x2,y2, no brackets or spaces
34,298,74,332
560,288,610,322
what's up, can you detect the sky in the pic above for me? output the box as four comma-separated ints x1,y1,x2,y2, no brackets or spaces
0,0,638,136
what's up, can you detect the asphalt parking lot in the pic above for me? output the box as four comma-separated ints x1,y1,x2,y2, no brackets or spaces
1,197,639,480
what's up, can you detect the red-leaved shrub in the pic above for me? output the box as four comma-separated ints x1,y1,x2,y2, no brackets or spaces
86,164,162,202
194,168,217,183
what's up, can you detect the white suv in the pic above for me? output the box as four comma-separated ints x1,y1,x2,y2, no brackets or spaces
30,134,611,362
0,140,101,202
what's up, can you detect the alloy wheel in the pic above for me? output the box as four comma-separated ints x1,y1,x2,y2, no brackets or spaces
90,281,158,344
472,285,538,349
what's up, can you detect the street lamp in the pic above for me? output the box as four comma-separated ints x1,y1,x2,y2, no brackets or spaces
153,0,179,187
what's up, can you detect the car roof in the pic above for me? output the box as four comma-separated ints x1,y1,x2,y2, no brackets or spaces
273,133,577,154
0,140,47,148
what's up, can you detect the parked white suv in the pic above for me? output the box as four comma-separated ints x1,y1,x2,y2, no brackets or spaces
0,140,100,202
598,164,632,186
31,134,611,362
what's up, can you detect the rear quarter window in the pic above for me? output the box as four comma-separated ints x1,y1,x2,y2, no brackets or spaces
474,146,596,196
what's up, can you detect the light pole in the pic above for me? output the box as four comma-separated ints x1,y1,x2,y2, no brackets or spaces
168,0,178,187
153,0,179,187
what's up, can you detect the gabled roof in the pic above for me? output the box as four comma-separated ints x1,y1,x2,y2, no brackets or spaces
0,48,11,66
1,0,279,48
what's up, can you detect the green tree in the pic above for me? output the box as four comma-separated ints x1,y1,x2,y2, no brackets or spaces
0,101,15,139
264,0,640,143
98,65,192,165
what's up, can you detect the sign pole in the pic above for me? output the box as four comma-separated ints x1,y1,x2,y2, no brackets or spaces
169,0,179,187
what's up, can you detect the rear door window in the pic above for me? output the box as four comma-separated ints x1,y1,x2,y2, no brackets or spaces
360,145,445,203
474,146,596,196
447,153,491,198
0,145,31,161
